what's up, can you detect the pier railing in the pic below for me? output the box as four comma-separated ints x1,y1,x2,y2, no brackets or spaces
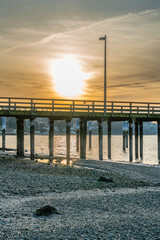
0,97,160,117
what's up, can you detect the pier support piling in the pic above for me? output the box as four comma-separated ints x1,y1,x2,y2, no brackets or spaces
140,121,143,160
89,121,92,149
2,117,6,152
76,119,80,152
98,121,103,160
129,121,133,162
17,118,24,157
49,119,54,159
126,128,128,149
158,121,160,162
135,121,139,159
123,122,126,153
30,118,35,160
66,120,71,165
108,121,111,159
80,120,87,159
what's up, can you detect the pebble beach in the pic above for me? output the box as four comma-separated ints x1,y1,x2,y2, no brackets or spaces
0,156,160,239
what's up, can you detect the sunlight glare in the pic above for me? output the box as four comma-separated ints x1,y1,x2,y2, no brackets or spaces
50,55,91,98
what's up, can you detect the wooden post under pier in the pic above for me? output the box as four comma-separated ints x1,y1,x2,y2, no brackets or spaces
135,121,139,159
66,120,71,165
2,117,6,152
98,121,103,160
108,121,111,159
30,118,35,160
76,119,80,152
140,121,143,160
157,121,160,163
129,120,133,162
89,121,92,149
17,117,24,157
49,119,54,159
80,120,87,159
123,122,126,153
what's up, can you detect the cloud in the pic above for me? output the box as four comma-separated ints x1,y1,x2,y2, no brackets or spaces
0,8,160,101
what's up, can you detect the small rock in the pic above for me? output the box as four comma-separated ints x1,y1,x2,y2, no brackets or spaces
98,176,114,183
34,205,59,216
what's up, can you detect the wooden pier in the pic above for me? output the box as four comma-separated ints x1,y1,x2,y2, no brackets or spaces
1,97,160,164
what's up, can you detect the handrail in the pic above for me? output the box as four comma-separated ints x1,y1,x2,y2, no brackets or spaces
1,96,160,105
0,97,160,117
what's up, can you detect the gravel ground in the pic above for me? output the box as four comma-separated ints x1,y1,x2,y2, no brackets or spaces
0,156,160,240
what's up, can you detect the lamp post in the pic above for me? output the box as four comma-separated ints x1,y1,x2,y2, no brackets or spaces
99,35,107,115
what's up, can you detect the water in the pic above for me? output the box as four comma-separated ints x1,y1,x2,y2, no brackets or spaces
1,135,159,165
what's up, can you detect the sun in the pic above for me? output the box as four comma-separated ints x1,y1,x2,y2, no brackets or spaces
50,55,91,98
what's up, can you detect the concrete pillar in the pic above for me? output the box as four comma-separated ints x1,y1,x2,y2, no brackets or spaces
2,117,6,152
30,118,35,160
17,118,24,157
89,121,92,149
108,121,111,159
129,121,133,162
98,121,103,160
135,121,139,159
140,121,143,160
80,120,87,159
49,119,54,158
66,120,71,165
123,122,126,153
157,121,160,163
76,119,80,152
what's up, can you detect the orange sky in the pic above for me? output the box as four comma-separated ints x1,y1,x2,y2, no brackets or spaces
0,1,160,102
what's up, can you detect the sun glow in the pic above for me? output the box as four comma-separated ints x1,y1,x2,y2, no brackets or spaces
50,55,91,98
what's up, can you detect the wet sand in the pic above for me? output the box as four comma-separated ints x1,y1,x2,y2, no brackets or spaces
0,156,160,239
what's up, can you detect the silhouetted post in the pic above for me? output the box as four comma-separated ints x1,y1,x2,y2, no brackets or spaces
76,119,80,152
108,121,111,159
80,120,87,159
2,117,6,152
30,118,35,160
83,121,87,159
135,121,139,159
89,121,92,149
17,117,24,157
49,119,54,159
140,121,143,160
129,120,133,162
123,121,126,152
66,120,71,165
157,121,160,162
98,121,103,160
126,122,128,148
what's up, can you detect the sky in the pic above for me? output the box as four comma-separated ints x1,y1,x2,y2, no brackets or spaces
0,0,160,102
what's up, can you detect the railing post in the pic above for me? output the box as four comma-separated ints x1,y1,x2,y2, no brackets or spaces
130,103,132,117
8,98,11,114
31,99,33,114
92,101,94,116
112,102,114,117
73,100,75,115
14,103,16,111
52,100,54,115
148,104,150,117
121,106,123,114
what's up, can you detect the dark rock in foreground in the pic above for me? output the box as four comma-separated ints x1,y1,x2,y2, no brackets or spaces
98,176,114,183
34,205,59,216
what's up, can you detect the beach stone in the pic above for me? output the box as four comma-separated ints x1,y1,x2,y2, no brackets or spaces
34,205,59,216
98,176,114,183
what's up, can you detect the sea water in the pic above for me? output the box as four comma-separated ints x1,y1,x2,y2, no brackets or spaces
1,135,159,165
